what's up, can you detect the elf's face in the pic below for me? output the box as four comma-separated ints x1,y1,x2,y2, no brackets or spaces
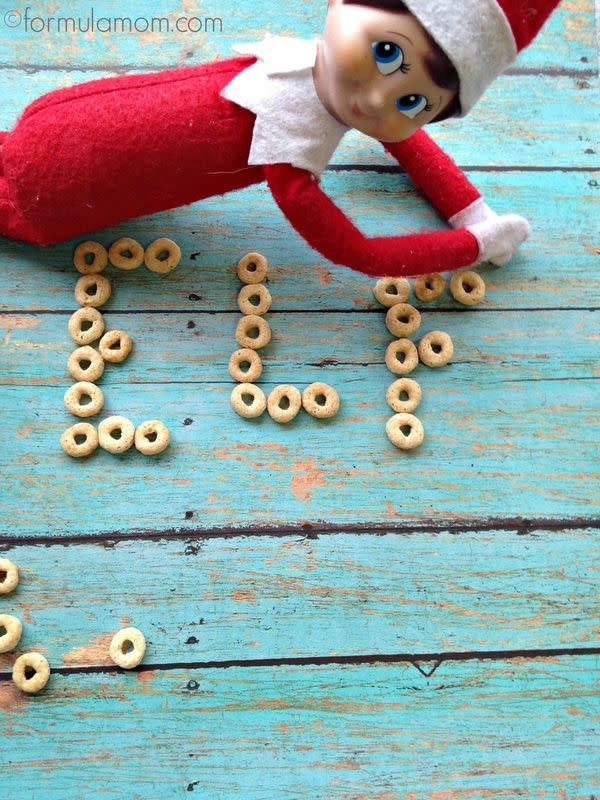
313,0,456,141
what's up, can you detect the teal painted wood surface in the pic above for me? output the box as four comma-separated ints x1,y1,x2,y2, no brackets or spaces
0,171,598,313
0,531,598,672
1,658,598,799
0,0,598,797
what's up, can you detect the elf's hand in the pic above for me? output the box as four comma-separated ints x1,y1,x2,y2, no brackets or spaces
449,198,531,266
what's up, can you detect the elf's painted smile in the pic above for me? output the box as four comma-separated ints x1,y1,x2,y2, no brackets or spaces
312,0,456,141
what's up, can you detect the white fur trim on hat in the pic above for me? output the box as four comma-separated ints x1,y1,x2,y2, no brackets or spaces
401,0,518,114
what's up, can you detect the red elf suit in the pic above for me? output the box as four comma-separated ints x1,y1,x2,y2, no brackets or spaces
0,0,560,277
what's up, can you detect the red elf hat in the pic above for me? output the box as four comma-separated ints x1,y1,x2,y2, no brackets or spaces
401,0,563,115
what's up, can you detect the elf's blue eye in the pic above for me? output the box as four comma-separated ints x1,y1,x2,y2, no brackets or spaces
396,94,428,118
372,41,404,75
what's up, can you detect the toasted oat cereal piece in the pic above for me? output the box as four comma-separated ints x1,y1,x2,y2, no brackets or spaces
450,270,485,306
386,413,424,450
98,330,133,363
229,348,263,383
386,378,422,414
373,277,410,307
418,331,454,367
67,345,105,383
68,307,105,346
385,339,419,375
108,237,145,270
60,422,99,458
0,614,23,653
237,284,272,316
64,381,104,418
268,385,302,424
237,252,268,284
74,273,112,308
73,241,108,275
135,420,170,455
235,314,271,350
12,652,50,694
413,273,446,302
302,382,340,419
385,303,421,338
144,237,181,274
230,383,267,419
98,416,135,454
0,558,19,595
109,627,146,669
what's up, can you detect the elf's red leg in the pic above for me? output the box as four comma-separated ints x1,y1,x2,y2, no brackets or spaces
0,131,8,176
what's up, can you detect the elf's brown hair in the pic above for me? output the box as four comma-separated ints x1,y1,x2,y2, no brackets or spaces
342,0,461,121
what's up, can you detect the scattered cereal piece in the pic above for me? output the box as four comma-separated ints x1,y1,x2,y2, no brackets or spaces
385,303,421,338
60,423,99,458
386,413,424,450
302,382,340,419
235,314,272,350
385,339,419,375
109,627,146,670
230,383,267,419
98,416,136,454
64,381,104,418
98,330,133,364
12,652,50,694
68,307,105,346
237,252,268,284
0,558,19,595
418,331,454,367
108,237,145,270
0,614,23,653
144,237,181,275
73,241,108,275
67,345,105,383
450,270,485,306
386,378,422,414
373,277,410,307
229,348,263,383
237,284,272,316
134,420,170,455
74,273,112,308
267,385,302,424
413,273,446,302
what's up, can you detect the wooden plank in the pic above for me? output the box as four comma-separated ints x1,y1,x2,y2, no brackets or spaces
1,657,598,798
0,371,597,536
0,171,598,313
0,0,594,70
1,309,598,386
1,71,597,170
0,531,598,670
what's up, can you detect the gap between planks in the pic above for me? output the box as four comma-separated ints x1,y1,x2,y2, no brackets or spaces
1,516,599,548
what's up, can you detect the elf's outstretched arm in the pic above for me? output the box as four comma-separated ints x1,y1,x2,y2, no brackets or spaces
263,162,480,278
381,130,530,266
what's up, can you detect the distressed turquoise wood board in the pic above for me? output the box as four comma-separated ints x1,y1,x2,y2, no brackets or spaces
1,71,598,169
1,373,598,535
0,170,598,313
0,531,598,671
1,0,598,797
1,657,598,799
0,0,594,69
1,309,598,385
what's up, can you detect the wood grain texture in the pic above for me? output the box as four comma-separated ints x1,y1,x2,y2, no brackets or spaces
1,657,598,799
0,171,598,314
0,0,598,796
0,0,594,69
0,531,598,671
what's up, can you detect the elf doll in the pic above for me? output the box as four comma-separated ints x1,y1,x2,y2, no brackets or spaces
0,0,561,277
